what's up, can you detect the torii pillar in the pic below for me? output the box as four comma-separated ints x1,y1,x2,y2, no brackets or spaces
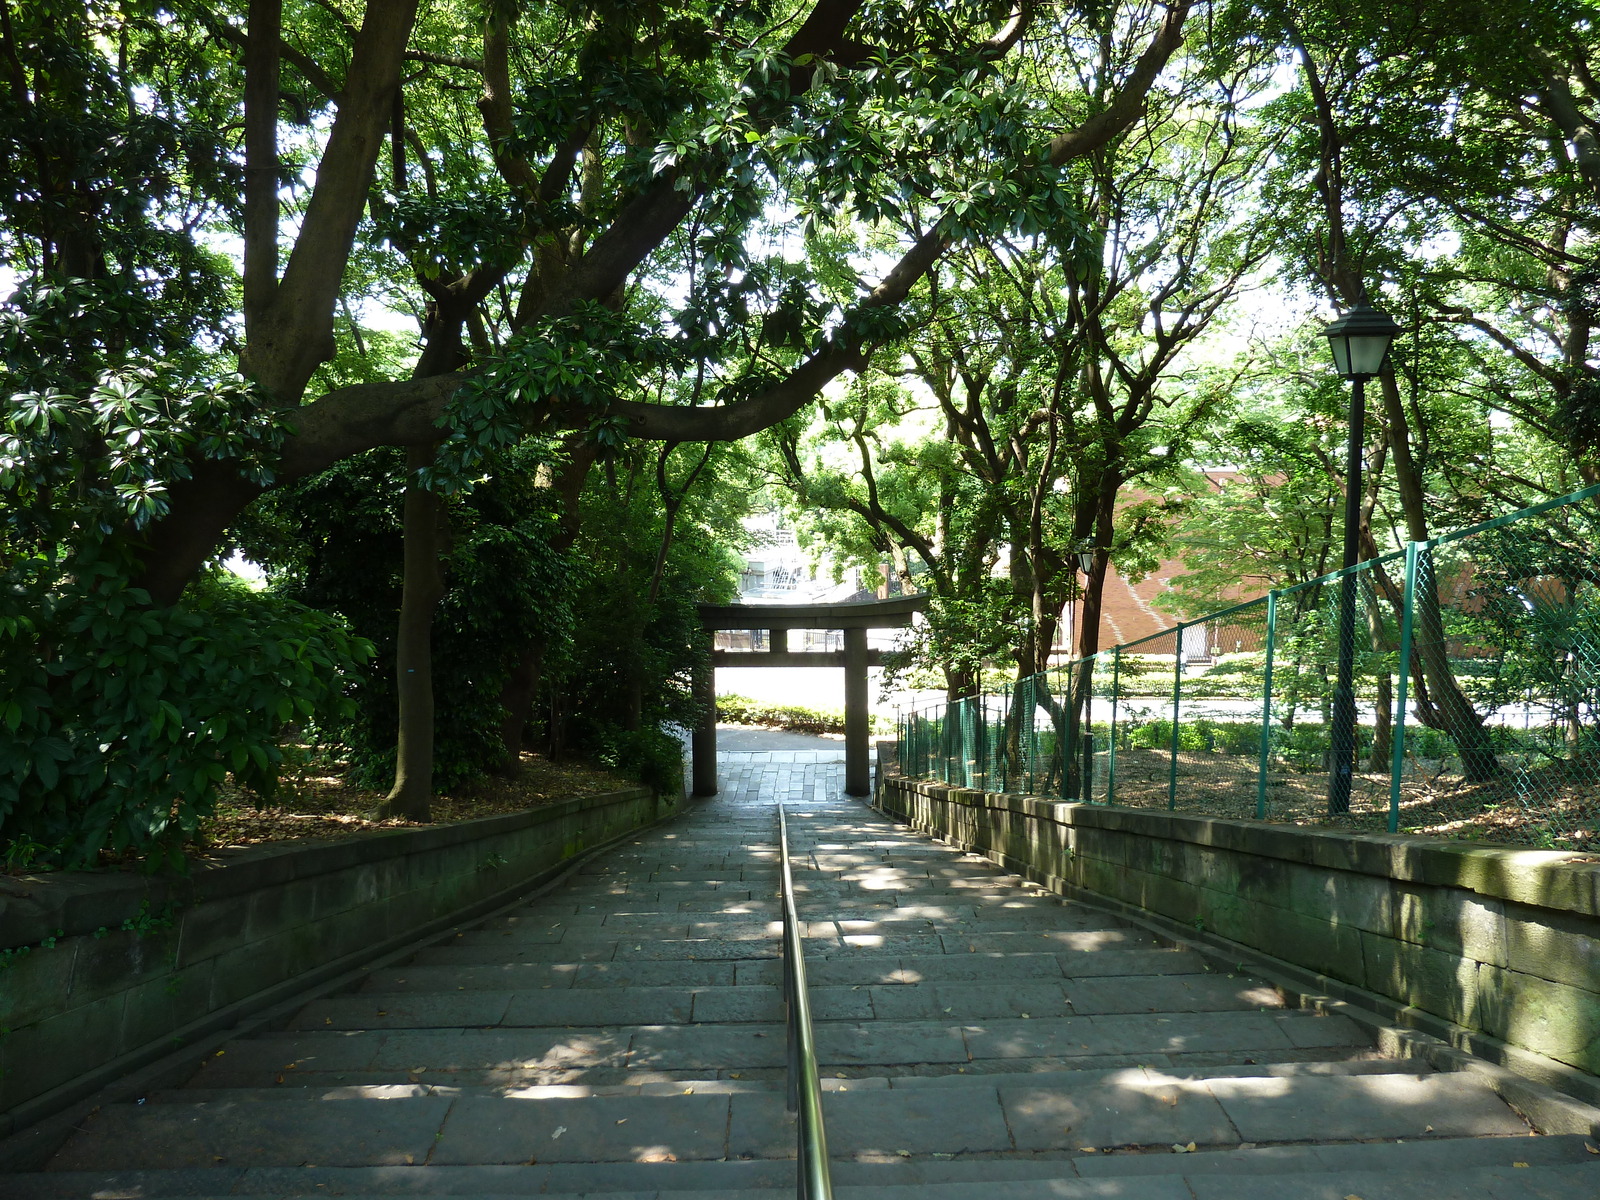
694,595,926,797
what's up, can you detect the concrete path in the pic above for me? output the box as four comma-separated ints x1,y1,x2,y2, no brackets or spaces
6,754,1599,1197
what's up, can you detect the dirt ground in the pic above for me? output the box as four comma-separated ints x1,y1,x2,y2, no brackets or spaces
197,751,636,855
1082,748,1600,851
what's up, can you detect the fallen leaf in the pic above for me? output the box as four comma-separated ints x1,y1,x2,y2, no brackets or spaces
1514,1162,1529,1168
616,1119,628,1125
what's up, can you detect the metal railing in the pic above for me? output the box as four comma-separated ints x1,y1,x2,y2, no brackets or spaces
777,802,833,1199
899,482,1600,849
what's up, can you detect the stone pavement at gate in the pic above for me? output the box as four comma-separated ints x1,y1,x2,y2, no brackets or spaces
5,753,1600,1197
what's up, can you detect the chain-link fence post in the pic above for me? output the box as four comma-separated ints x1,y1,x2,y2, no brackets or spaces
1387,540,1420,834
1256,588,1279,820
1108,646,1121,806
1168,622,1184,811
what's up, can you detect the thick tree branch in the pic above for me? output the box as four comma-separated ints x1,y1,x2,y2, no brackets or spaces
478,15,540,196
276,374,466,481
1530,43,1600,203
1047,1,1191,166
242,0,281,323
614,228,949,440
253,0,421,397
214,19,341,99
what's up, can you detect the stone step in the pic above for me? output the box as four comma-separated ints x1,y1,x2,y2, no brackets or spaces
509,893,1101,919
30,1069,1546,1174
148,1057,1439,1106
202,1006,1372,1082
309,970,1282,1030
399,942,1195,981
12,1139,1599,1199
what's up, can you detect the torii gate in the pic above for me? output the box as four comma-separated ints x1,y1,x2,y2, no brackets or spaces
692,594,927,797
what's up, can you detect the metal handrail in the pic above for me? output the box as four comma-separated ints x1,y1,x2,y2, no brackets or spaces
778,803,833,1199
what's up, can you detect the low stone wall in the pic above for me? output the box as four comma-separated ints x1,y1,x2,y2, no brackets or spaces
879,774,1600,1096
0,785,671,1132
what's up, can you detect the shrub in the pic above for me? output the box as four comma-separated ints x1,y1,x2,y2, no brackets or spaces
0,563,371,871
716,694,893,736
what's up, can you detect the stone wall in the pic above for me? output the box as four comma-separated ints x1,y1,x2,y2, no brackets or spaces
879,775,1600,1095
0,786,671,1133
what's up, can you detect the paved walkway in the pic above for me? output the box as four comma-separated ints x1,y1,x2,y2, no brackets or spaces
7,754,1599,1196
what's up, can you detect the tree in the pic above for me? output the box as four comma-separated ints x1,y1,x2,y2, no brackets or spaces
3,0,1200,845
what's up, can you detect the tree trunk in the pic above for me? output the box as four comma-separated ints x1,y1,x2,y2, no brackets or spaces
378,444,448,820
493,643,544,775
1378,371,1500,780
1369,671,1393,771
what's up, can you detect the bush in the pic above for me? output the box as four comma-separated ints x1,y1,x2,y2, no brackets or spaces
716,694,893,736
0,563,372,871
589,725,685,796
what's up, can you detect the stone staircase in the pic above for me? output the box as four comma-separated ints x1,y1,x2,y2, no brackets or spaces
4,751,1598,1198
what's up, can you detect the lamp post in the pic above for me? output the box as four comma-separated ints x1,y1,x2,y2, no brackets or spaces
1323,295,1401,814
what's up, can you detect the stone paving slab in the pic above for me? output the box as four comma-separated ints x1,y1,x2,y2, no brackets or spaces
866,980,1074,1020
1054,949,1209,977
960,1010,1351,1061
1183,1163,1589,1200
735,957,924,987
572,962,740,989
411,942,618,965
366,1029,631,1073
1206,1072,1531,1142
812,1020,970,1064
949,929,1160,953
611,938,784,961
503,989,699,1027
1002,1076,1240,1151
624,1024,788,1070
731,1087,1014,1158
46,1096,454,1170
291,995,515,1030
1071,1132,1597,1177
1065,974,1284,1015
360,965,585,993
689,984,871,1023
432,1093,733,1164
862,952,1068,982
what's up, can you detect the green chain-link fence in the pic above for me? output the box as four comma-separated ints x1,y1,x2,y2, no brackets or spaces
897,484,1600,849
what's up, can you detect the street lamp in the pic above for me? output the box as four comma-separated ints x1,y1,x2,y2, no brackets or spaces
1323,294,1401,814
